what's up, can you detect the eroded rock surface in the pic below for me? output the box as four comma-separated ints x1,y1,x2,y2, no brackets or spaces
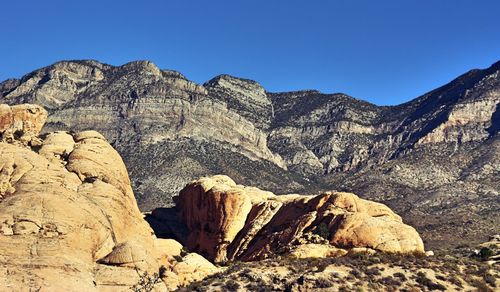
170,175,424,263
0,104,47,146
1,59,499,250
0,104,218,291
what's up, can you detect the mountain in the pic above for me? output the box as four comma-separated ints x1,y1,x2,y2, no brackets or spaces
4,105,497,291
1,59,498,249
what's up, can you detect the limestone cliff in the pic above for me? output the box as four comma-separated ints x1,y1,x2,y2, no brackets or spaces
1,60,499,249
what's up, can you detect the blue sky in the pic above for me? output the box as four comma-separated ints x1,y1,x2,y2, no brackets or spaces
1,0,499,105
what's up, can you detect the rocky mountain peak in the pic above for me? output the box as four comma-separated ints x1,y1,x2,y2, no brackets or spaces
161,69,188,79
118,60,162,77
0,60,498,252
0,60,108,109
204,74,273,129
205,74,264,88
204,74,269,105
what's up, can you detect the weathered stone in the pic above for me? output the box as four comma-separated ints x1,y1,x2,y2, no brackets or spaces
0,104,47,145
171,253,220,286
0,107,219,291
1,59,499,251
171,175,425,262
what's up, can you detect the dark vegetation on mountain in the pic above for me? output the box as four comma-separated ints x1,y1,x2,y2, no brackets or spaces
1,59,498,250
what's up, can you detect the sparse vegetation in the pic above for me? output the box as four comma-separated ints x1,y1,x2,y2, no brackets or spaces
130,266,166,292
314,222,331,240
415,271,446,290
224,279,240,291
479,247,494,259
181,251,500,291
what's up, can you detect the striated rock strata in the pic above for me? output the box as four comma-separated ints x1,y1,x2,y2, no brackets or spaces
1,59,499,250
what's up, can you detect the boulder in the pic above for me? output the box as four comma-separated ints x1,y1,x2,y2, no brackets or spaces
0,104,47,145
170,175,425,262
0,104,217,291
155,238,184,258
174,175,256,262
171,253,220,286
287,243,348,259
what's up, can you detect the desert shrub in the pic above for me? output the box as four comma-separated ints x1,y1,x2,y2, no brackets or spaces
350,268,362,278
367,282,382,290
180,247,189,256
379,276,401,287
189,283,207,292
411,250,427,258
471,279,494,292
224,279,241,291
227,261,243,272
246,282,272,291
345,274,355,281
347,252,370,262
483,273,496,287
131,271,162,292
173,255,183,262
13,130,24,139
315,277,335,288
479,247,494,259
271,274,285,285
415,271,446,291
364,267,381,276
239,268,256,281
447,275,463,288
393,272,407,281
315,223,330,240
441,261,460,273
377,252,403,263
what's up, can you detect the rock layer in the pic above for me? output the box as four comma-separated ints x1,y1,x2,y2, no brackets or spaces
171,175,424,263
1,60,499,249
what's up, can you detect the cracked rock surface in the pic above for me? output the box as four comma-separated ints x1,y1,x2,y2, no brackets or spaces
0,104,219,291
0,60,499,249
158,175,424,263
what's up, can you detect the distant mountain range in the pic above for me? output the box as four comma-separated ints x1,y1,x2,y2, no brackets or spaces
1,59,498,249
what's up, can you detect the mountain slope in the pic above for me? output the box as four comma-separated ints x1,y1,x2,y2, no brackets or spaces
1,59,498,249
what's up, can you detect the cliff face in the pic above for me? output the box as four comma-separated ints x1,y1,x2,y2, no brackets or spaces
1,60,499,249
165,175,424,263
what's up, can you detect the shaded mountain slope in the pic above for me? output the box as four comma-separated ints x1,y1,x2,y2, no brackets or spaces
1,59,498,249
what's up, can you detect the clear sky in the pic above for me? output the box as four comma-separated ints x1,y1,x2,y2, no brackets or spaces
1,0,499,105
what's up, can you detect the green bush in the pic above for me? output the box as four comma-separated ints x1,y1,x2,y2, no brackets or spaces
479,247,494,259
224,279,240,291
315,223,330,240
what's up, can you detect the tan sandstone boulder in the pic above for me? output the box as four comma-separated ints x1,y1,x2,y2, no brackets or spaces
0,104,217,291
0,104,47,145
171,175,425,262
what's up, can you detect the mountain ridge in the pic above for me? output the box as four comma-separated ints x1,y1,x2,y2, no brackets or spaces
0,59,498,249
3,59,499,106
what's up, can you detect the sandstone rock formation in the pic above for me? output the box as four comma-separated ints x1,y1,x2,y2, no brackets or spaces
0,104,218,291
0,103,47,146
1,59,499,250
168,175,424,263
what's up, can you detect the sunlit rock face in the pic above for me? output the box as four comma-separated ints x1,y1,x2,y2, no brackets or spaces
1,60,499,249
170,175,424,263
0,104,219,291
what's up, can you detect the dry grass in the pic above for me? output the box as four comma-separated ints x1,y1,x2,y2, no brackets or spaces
179,251,499,291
